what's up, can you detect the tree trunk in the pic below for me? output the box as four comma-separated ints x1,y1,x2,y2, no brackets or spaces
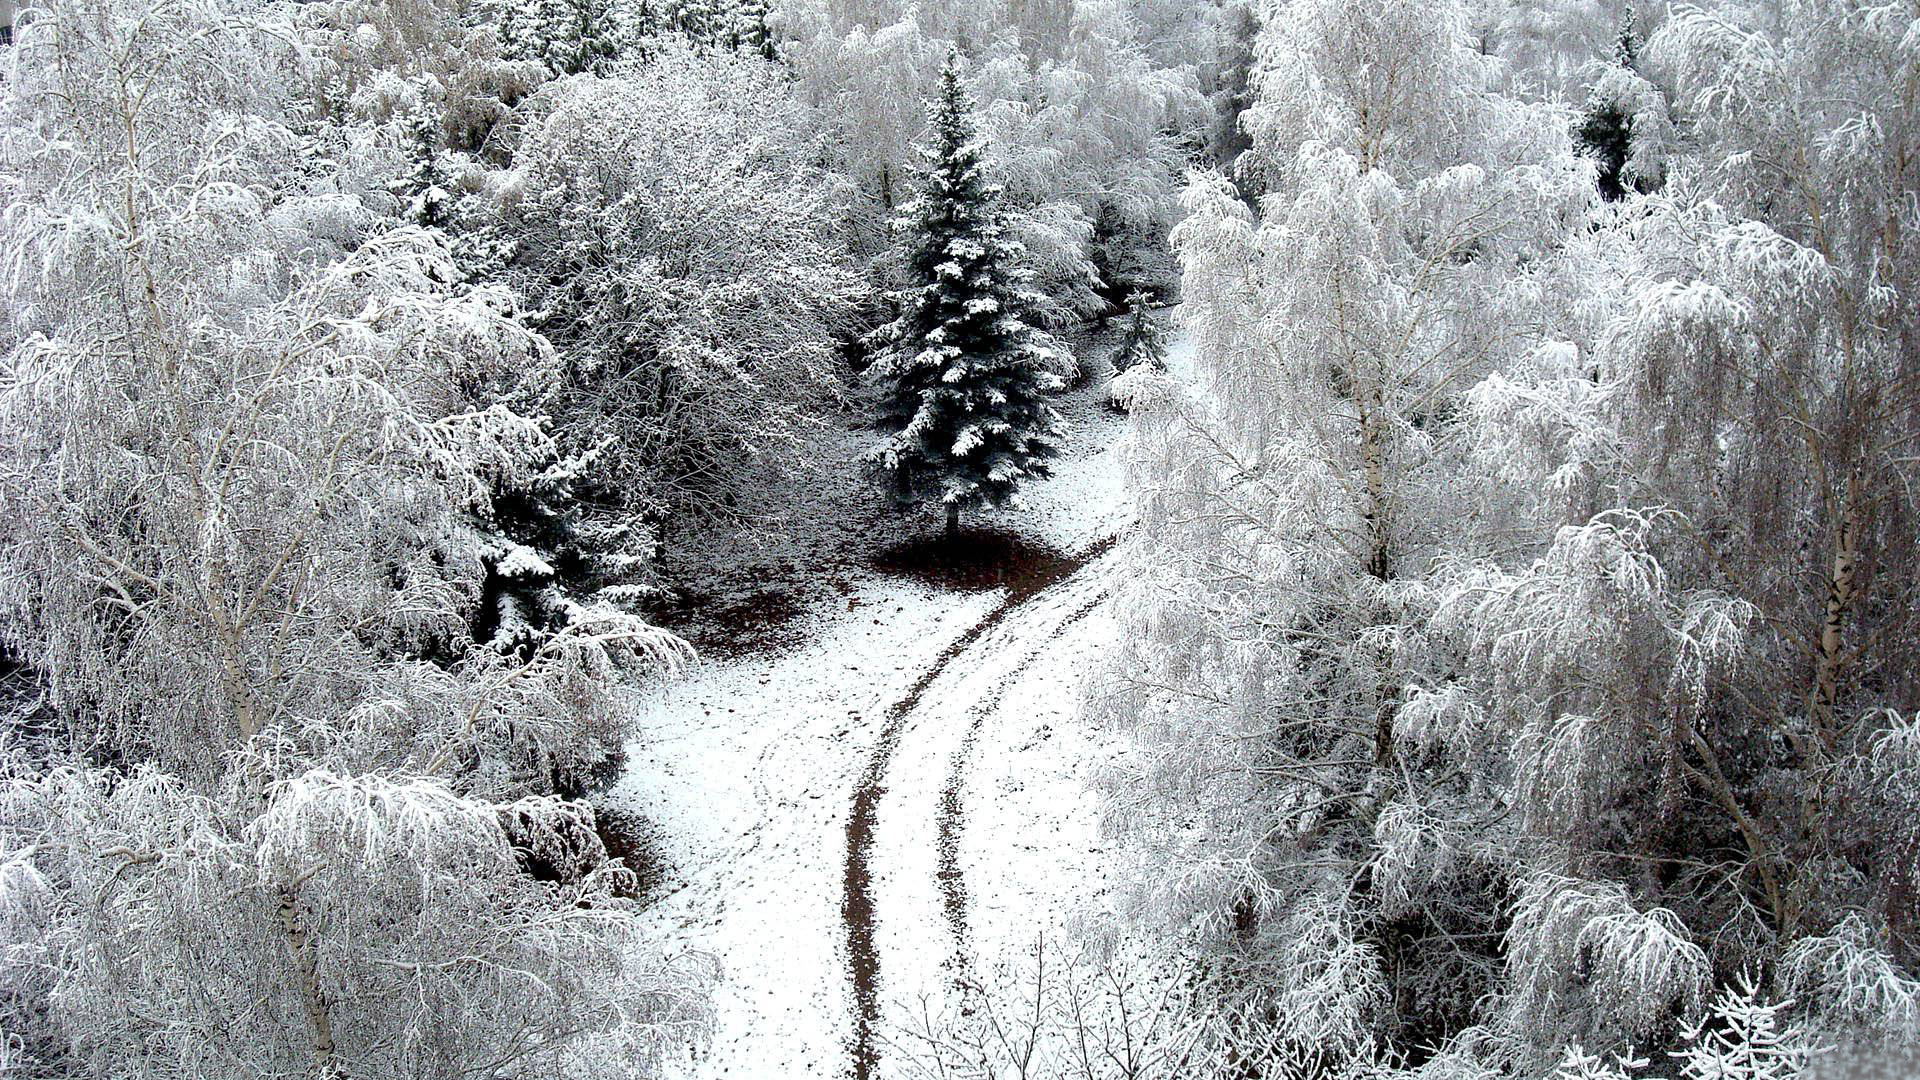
1360,391,1397,766
279,885,346,1080
945,501,960,539
1359,392,1393,582
1810,473,1863,748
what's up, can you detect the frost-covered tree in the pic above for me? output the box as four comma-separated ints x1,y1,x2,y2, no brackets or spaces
867,49,1066,537
1450,1,1920,1044
1113,291,1167,375
1572,16,1670,199
2,765,713,1079
293,0,548,157
777,0,1207,319
971,0,1205,317
1099,0,1920,1063
504,49,863,526
1089,0,1611,1066
0,0,711,1073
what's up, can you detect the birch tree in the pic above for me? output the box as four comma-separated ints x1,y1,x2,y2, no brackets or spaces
1092,0,1593,1064
1453,0,1920,1055
0,1,711,1074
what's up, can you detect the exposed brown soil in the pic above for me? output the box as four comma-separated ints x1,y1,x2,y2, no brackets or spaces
868,526,1077,594
645,584,812,659
595,803,675,903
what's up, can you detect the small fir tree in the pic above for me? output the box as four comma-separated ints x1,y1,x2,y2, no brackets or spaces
732,0,776,59
387,89,515,282
867,48,1065,537
473,445,659,660
1671,976,1822,1080
1576,18,1655,201
1114,289,1167,374
1107,289,1168,411
391,97,453,231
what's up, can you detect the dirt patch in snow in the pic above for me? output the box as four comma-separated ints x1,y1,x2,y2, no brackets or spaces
595,803,675,903
645,584,813,659
867,527,1076,594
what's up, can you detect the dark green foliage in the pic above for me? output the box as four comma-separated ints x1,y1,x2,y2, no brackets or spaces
1577,100,1635,201
472,446,657,657
731,0,776,60
1576,18,1655,202
391,101,454,230
387,91,517,285
498,0,779,77
499,0,628,76
866,49,1064,533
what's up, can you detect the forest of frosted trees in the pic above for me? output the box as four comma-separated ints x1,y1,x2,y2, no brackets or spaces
0,1,1915,1079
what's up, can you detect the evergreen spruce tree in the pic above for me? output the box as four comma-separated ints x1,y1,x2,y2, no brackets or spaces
473,445,658,662
1114,289,1167,374
387,89,515,282
667,0,724,47
500,0,627,76
1577,18,1649,202
868,48,1065,538
733,0,776,60
391,99,453,231
1107,289,1167,412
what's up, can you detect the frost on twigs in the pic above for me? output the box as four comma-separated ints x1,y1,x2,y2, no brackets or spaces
885,935,1223,1080
1505,873,1709,1060
1670,974,1822,1080
1,760,716,1079
1779,914,1920,1046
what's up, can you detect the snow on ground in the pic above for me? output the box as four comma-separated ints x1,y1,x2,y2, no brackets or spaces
612,328,1166,1080
864,541,1115,1016
952,574,1123,971
616,575,999,1077
1161,318,1200,382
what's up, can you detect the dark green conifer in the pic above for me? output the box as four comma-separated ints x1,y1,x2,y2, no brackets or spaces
867,48,1064,537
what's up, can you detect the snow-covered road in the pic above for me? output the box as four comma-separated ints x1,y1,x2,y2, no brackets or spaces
613,337,1173,1079
845,532,1117,1079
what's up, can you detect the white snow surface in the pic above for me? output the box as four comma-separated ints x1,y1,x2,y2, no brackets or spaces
611,333,1153,1079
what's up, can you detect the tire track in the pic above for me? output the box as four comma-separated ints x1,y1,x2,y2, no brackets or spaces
843,534,1116,1080
933,586,1108,972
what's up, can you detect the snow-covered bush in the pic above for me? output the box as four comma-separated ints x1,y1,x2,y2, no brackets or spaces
0,762,715,1078
504,49,863,522
888,936,1219,1080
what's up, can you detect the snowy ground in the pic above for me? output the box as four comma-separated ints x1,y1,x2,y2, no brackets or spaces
610,331,1170,1079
